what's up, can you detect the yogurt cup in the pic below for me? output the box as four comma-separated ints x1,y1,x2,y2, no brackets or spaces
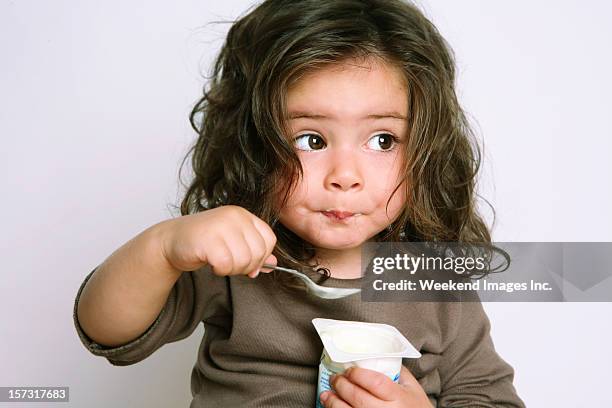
313,318,421,408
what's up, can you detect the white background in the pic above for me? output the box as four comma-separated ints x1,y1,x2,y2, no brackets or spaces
1,0,611,406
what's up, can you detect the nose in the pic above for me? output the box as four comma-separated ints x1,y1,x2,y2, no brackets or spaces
323,150,363,192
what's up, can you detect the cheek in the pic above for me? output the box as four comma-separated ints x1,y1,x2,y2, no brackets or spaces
375,167,408,221
387,181,407,214
285,157,319,203
271,160,311,209
373,154,405,193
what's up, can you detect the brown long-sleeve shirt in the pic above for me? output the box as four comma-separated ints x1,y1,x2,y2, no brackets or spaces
73,265,525,407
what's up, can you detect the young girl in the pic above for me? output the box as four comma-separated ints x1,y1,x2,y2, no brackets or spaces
74,0,525,406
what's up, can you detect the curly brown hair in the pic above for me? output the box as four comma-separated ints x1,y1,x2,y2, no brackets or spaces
179,0,504,287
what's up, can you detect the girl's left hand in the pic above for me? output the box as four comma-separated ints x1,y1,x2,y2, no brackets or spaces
320,365,432,408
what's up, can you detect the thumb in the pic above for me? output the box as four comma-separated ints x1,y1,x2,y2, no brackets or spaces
261,254,277,273
399,364,419,388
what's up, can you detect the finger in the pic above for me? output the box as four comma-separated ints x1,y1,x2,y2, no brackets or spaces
250,216,277,256
241,227,268,277
218,234,251,275
249,254,277,278
205,239,234,276
342,367,398,401
260,254,277,273
397,365,431,405
331,373,382,408
320,391,351,408
399,364,420,388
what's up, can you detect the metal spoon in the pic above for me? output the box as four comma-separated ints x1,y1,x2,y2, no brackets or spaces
262,263,361,300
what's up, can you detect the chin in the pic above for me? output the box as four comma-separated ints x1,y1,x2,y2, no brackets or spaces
306,233,368,250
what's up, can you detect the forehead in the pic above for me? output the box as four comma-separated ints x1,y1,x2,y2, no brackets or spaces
286,57,408,121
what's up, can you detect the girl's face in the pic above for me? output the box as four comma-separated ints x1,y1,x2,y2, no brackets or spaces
279,57,409,252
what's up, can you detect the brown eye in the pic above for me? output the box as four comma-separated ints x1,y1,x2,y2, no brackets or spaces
367,133,396,151
295,134,326,151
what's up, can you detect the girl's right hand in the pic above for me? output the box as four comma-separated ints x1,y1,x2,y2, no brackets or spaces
157,205,277,278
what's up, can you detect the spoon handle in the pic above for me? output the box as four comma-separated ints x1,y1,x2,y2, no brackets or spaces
262,263,300,274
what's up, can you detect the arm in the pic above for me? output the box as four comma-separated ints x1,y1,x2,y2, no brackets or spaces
74,206,277,364
437,301,525,408
76,220,182,347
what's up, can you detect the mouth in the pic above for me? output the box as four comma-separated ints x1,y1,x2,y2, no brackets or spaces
321,209,363,221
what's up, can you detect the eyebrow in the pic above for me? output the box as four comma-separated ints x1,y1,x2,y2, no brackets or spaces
288,110,407,121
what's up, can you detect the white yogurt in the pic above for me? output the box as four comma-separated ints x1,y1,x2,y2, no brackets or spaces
312,318,421,408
